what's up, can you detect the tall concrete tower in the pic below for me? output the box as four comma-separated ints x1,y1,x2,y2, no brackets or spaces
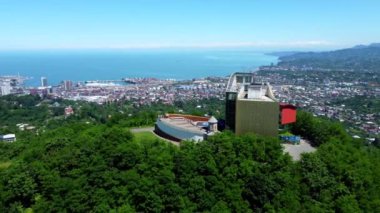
63,80,73,91
41,77,48,87
225,72,279,137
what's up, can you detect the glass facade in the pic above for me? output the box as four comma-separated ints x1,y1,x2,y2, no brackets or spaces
225,92,237,131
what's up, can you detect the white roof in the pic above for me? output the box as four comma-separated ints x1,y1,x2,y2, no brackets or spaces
208,116,218,123
1,134,16,139
159,118,206,134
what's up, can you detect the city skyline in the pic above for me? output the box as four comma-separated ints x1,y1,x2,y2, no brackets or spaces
0,0,379,50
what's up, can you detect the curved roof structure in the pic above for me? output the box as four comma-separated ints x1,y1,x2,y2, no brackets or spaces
156,114,218,142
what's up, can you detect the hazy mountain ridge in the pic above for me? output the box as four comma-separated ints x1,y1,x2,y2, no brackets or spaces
277,43,380,72
267,51,302,57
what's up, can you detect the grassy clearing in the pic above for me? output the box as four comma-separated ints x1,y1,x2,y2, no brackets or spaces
134,131,161,143
132,129,180,146
0,161,12,170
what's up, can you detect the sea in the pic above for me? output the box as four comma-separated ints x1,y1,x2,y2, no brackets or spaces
0,49,278,87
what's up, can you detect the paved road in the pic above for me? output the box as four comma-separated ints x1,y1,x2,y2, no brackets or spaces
131,127,315,152
282,139,316,161
130,127,154,133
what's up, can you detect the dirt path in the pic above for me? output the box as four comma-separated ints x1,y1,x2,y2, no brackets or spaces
130,127,155,133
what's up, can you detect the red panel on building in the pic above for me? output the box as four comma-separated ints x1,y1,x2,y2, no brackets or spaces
280,103,297,125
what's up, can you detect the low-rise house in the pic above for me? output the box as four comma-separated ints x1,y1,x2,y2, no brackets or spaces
65,106,74,116
0,134,16,142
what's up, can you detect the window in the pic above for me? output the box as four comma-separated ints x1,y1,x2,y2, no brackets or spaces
236,76,243,83
227,92,237,100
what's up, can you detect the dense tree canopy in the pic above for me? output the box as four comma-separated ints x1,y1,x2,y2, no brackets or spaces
0,95,225,134
0,96,380,212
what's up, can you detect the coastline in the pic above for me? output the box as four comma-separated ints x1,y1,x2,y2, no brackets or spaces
0,50,278,87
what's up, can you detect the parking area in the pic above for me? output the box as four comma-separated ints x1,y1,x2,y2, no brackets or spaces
282,139,316,161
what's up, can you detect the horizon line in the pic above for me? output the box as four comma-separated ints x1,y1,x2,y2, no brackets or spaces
0,40,359,51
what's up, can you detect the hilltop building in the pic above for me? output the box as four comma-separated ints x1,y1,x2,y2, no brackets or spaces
155,114,218,142
225,72,296,137
280,103,297,125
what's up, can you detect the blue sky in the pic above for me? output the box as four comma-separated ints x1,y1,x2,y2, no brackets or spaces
0,0,379,50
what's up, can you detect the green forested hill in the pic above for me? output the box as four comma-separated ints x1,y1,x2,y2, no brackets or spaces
1,105,380,212
278,44,380,72
0,95,225,134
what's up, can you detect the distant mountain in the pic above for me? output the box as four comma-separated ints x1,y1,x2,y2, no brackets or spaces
353,43,380,49
267,51,301,57
369,43,380,48
278,43,380,72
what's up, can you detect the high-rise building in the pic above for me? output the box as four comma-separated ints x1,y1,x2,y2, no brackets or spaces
225,72,296,137
0,85,12,95
0,80,12,96
63,80,73,91
41,77,48,87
